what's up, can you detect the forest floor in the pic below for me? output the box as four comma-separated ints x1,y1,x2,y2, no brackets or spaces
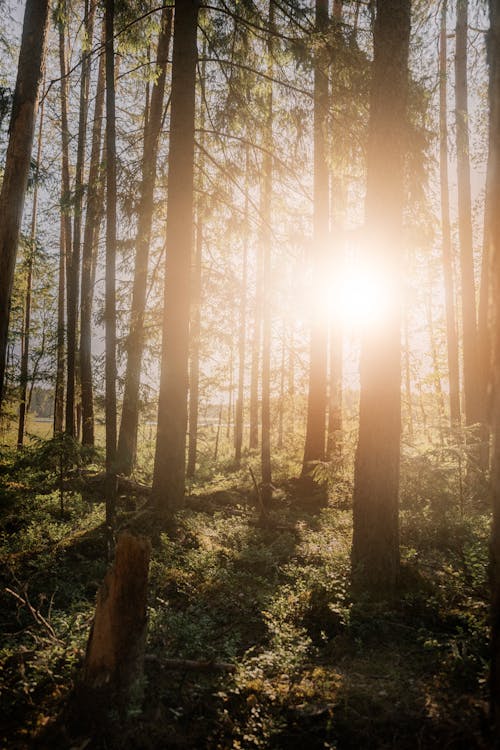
0,438,492,749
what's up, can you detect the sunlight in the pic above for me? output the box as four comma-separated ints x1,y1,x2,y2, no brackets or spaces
316,258,395,330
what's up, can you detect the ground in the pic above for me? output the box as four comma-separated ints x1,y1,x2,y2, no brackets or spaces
0,439,492,749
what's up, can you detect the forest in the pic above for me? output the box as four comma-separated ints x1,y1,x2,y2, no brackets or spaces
1,0,500,747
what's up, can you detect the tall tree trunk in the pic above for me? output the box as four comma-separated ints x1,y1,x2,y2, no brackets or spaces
301,0,329,476
440,0,461,430
17,88,45,447
105,0,118,546
58,10,75,437
455,0,479,427
260,0,274,509
249,241,262,451
234,148,249,467
117,7,172,474
488,0,500,736
71,0,96,441
0,0,50,409
152,0,199,516
351,0,410,593
186,203,203,478
54,215,66,435
80,25,106,447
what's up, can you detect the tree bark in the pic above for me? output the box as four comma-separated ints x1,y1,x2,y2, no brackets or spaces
17,88,45,448
488,0,500,737
117,6,172,474
0,0,50,409
260,0,274,509
152,0,199,515
105,0,118,545
351,0,410,594
440,0,461,430
80,24,106,447
455,0,480,428
301,0,329,475
82,531,150,716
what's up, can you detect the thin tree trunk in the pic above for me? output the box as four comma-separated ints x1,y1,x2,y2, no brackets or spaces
71,0,96,441
187,204,202,478
54,215,65,435
404,310,414,443
301,0,329,476
0,0,50,409
260,0,274,509
152,0,199,516
117,7,172,474
488,0,500,736
58,11,75,437
426,283,446,445
277,320,285,451
440,0,461,430
249,240,262,451
80,26,106,447
351,0,410,593
234,147,249,467
455,0,479,427
17,88,45,448
104,0,118,547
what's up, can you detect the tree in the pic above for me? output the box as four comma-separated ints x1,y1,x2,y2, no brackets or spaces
455,0,479,428
487,0,500,736
301,0,329,477
0,0,50,409
351,0,411,593
104,0,118,545
439,0,461,429
152,0,200,515
117,6,172,475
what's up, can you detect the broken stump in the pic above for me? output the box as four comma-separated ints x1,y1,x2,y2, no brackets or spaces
81,530,151,720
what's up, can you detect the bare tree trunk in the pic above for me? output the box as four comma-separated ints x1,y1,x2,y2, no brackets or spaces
260,0,274,509
351,0,410,594
0,0,50,409
117,7,172,474
488,0,500,737
234,148,249,467
54,215,65,435
426,282,446,445
249,242,262,451
187,203,202,478
17,89,45,447
301,0,329,476
152,0,199,516
456,0,479,428
80,25,106,447
440,0,461,430
104,0,118,547
57,8,76,437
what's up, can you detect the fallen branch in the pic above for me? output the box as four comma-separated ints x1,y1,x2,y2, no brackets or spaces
144,655,236,673
4,586,62,644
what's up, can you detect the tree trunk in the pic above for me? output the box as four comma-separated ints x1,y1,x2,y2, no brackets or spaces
152,0,199,516
488,0,500,736
301,0,329,476
440,0,461,430
187,202,203,478
105,0,118,545
117,7,172,474
58,9,76,437
260,0,274,509
80,24,106,447
54,215,65,435
17,88,45,448
249,241,262,451
0,0,50,409
82,531,150,717
455,0,479,428
234,150,249,467
351,0,410,594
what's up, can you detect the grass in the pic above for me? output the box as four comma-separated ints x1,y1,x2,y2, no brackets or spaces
0,435,492,749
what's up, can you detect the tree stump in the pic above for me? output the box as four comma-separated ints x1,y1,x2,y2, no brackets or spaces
81,530,151,719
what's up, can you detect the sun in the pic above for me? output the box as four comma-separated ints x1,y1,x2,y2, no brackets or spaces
318,259,394,330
